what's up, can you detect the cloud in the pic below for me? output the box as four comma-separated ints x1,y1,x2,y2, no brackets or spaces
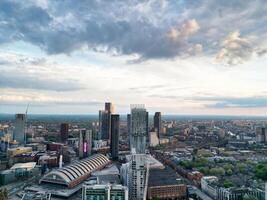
0,53,83,91
0,0,202,60
194,96,267,108
0,0,266,63
0,73,83,91
216,31,256,65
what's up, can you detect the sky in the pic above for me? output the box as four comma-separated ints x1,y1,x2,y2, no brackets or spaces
0,0,267,115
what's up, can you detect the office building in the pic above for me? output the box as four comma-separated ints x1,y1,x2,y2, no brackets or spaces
79,129,92,158
149,132,159,147
105,102,115,114
153,112,161,138
110,114,119,160
60,123,69,143
99,102,115,141
130,105,147,154
14,114,26,144
82,184,128,200
128,153,148,200
256,127,267,143
99,110,110,140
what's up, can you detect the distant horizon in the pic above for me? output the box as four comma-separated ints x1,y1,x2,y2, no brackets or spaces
2,112,267,118
1,1,267,115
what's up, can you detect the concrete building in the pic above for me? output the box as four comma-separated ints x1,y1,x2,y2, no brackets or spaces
60,123,69,143
82,184,128,200
149,132,159,147
201,176,218,199
153,112,161,138
79,129,92,158
128,153,148,200
147,167,187,200
256,127,267,143
14,114,26,144
130,105,147,154
110,114,119,160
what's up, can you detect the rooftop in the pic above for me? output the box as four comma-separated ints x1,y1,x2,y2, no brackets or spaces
148,167,183,187
11,162,36,170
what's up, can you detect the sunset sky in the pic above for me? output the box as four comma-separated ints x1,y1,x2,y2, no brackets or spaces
1,0,267,115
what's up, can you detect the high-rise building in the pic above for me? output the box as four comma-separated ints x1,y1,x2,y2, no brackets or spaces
99,110,110,140
14,114,26,144
79,129,92,158
127,114,131,144
110,114,119,160
149,131,159,147
256,127,267,143
130,105,147,154
82,184,128,200
153,112,161,138
105,102,115,114
60,123,69,143
128,153,148,200
99,102,115,141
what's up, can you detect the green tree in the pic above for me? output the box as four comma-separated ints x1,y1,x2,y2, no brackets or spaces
223,180,234,188
255,164,267,181
0,188,8,200
237,163,247,173
210,167,225,176
226,169,233,176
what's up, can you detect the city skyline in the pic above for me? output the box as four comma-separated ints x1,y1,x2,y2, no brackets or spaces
1,0,267,115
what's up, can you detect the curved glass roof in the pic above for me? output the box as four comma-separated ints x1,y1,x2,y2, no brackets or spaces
40,154,110,186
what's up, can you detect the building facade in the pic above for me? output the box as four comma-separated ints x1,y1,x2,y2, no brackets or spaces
128,153,148,200
110,114,119,160
14,114,26,144
79,129,92,158
60,123,69,143
82,184,128,200
153,112,161,138
130,105,147,154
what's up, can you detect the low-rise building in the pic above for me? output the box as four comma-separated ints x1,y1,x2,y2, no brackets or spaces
147,167,187,200
82,184,128,200
201,176,218,199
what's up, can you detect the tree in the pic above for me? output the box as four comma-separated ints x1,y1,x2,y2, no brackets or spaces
226,169,233,176
210,167,225,176
255,164,267,181
223,180,234,188
0,188,8,200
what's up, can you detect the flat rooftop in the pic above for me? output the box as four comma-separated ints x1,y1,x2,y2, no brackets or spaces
148,167,183,187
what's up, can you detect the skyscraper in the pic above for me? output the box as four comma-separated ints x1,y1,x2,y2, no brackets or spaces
110,114,119,160
79,129,92,158
153,112,161,138
14,114,26,144
128,153,148,200
130,105,147,154
127,114,131,144
105,102,115,114
99,110,110,140
60,123,69,143
99,102,115,141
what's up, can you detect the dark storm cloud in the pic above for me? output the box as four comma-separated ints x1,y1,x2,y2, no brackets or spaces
0,0,266,62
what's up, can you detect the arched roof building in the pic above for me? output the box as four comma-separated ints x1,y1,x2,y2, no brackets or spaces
40,154,110,188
